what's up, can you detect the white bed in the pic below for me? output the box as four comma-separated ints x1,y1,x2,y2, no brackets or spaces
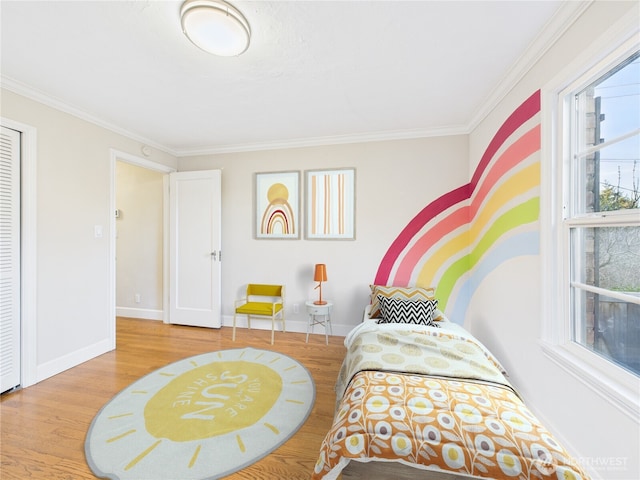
312,289,590,480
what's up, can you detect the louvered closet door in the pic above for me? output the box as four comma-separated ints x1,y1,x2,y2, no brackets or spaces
0,126,21,393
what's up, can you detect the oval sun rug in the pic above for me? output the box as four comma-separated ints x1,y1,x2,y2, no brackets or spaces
85,347,315,479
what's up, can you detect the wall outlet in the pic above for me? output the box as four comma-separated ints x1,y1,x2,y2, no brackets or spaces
135,293,141,303
293,303,299,314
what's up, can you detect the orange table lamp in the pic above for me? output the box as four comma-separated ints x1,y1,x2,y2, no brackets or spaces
313,264,327,305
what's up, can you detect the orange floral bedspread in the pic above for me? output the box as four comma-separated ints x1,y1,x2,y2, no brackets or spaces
312,325,590,480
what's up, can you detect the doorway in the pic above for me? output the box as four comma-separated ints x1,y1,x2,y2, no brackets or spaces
115,161,165,321
109,150,175,347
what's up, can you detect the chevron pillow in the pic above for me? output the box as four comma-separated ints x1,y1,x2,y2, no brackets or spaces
377,295,439,327
368,285,438,319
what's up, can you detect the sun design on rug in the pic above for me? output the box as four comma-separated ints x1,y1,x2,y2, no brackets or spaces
86,348,315,480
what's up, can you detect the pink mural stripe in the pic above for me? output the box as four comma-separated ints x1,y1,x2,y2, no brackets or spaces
374,90,541,288
470,90,540,191
417,162,541,290
394,206,469,286
469,162,540,244
470,125,541,218
396,126,540,285
374,184,470,285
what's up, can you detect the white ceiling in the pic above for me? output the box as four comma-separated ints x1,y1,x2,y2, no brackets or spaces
1,1,581,156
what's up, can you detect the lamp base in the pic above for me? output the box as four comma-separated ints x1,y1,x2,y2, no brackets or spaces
314,300,327,305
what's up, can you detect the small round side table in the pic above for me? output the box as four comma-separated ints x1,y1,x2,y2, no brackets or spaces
305,300,333,345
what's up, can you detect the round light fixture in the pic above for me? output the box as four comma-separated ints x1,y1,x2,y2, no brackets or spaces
181,0,251,57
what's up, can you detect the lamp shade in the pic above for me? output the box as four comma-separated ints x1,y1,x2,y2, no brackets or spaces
314,264,327,282
181,0,251,57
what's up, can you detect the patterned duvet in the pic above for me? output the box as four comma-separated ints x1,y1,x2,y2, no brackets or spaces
312,322,590,480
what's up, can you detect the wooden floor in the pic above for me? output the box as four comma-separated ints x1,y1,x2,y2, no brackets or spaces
0,318,346,480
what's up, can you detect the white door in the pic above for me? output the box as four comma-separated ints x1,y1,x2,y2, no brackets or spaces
0,126,21,392
169,170,221,328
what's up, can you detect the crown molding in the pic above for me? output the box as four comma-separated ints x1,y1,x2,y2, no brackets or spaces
177,124,469,156
467,0,593,132
1,75,178,157
1,1,593,157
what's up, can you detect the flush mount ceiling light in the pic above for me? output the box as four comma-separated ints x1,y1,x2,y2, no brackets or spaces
181,0,251,56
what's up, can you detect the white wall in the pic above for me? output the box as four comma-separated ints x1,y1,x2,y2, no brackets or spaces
179,136,469,335
115,161,164,319
1,89,177,382
466,2,639,479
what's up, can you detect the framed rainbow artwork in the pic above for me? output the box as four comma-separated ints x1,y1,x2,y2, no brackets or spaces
255,171,300,239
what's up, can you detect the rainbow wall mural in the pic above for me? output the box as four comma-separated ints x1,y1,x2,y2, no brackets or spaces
374,90,542,323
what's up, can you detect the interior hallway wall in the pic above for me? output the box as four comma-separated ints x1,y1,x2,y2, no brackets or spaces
115,161,164,320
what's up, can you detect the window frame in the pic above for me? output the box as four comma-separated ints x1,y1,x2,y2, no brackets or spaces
541,23,640,422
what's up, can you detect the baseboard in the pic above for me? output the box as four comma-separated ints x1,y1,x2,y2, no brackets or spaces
221,315,351,337
116,307,163,320
35,338,112,384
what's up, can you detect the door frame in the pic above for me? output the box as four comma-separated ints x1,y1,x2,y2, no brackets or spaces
1,117,38,388
109,149,176,348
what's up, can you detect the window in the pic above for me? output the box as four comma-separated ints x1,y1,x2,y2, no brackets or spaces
568,51,640,376
542,34,640,419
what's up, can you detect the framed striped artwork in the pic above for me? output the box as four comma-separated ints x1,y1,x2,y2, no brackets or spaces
305,168,355,240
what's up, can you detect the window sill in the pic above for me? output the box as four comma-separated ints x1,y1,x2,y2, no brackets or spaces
540,340,639,423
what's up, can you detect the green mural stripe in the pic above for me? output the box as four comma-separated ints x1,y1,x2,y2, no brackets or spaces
437,197,540,309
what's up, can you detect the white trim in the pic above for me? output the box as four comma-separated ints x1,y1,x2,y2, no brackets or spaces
0,2,589,158
222,315,353,338
109,149,176,345
540,16,640,421
0,117,38,388
468,0,592,132
177,125,468,156
2,76,177,157
540,341,639,422
115,307,164,321
36,338,112,383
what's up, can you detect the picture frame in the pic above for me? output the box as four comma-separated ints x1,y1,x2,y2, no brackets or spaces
254,171,300,239
305,168,355,240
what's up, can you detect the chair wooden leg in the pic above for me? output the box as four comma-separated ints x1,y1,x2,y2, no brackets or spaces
270,318,275,345
232,313,237,341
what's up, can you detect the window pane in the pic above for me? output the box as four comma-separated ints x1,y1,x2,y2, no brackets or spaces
573,134,640,214
574,52,640,153
572,288,640,376
571,226,640,291
572,51,640,216
571,226,640,374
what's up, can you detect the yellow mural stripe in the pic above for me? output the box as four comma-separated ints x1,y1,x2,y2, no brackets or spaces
131,390,148,394
159,372,175,377
188,444,201,468
469,162,539,242
284,365,297,371
106,429,136,443
416,162,540,288
435,197,540,309
269,356,281,364
415,229,468,289
124,440,162,471
286,399,304,404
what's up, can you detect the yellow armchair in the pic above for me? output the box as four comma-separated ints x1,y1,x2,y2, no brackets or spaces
233,284,285,344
